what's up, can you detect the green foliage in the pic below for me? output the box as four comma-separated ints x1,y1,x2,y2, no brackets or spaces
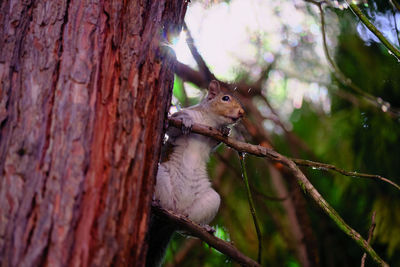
373,198,400,256
172,76,186,105
165,1,400,266
288,7,400,265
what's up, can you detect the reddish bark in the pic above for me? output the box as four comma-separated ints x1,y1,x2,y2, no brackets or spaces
0,1,187,266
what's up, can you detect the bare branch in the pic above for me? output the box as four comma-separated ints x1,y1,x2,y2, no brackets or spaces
175,61,209,88
174,60,262,97
183,23,215,82
361,211,377,267
238,152,263,263
392,8,400,46
347,1,400,59
292,158,400,191
168,117,389,267
305,0,400,118
391,0,400,13
215,152,289,201
152,204,261,267
169,117,399,191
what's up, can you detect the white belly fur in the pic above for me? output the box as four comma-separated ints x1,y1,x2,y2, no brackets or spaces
155,132,221,225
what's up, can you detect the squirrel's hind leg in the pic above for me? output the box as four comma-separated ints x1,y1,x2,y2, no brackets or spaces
187,188,221,225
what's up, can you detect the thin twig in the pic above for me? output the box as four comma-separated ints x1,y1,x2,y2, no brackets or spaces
392,8,400,46
215,152,289,201
174,61,209,88
391,0,400,13
168,117,389,267
347,1,400,59
305,0,400,118
170,118,400,192
238,152,263,263
292,158,400,191
183,22,215,82
152,204,261,267
361,211,377,267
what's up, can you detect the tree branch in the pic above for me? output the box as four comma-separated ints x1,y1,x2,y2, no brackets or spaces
361,211,377,267
304,0,400,118
215,152,290,201
170,117,399,191
391,0,400,13
348,1,400,59
183,22,215,82
168,117,389,267
292,158,400,191
174,61,209,88
151,204,261,267
392,8,400,46
238,152,263,263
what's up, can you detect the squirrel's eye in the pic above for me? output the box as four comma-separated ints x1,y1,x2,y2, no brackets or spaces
222,95,230,101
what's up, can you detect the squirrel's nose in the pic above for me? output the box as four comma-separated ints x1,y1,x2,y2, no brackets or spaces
238,108,244,118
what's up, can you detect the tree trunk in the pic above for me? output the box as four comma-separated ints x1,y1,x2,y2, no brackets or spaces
0,1,187,266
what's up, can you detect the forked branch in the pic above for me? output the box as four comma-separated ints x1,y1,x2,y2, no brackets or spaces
361,211,377,267
168,117,390,267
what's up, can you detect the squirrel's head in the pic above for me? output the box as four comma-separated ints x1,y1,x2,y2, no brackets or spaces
202,80,245,126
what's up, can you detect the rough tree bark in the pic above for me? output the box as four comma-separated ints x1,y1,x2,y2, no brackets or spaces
0,1,187,266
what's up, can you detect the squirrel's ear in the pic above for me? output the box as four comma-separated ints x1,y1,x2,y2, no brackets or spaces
207,80,221,100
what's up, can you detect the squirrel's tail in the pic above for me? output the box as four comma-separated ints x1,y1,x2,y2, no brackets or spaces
146,214,176,267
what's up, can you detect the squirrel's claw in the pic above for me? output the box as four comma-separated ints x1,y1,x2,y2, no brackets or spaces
220,126,230,136
181,117,193,135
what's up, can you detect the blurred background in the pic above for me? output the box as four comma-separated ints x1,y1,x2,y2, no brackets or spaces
165,0,400,266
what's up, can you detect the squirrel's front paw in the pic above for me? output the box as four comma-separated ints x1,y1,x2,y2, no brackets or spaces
181,117,193,135
220,126,231,136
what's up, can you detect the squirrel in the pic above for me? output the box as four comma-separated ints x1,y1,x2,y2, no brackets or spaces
146,80,244,267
